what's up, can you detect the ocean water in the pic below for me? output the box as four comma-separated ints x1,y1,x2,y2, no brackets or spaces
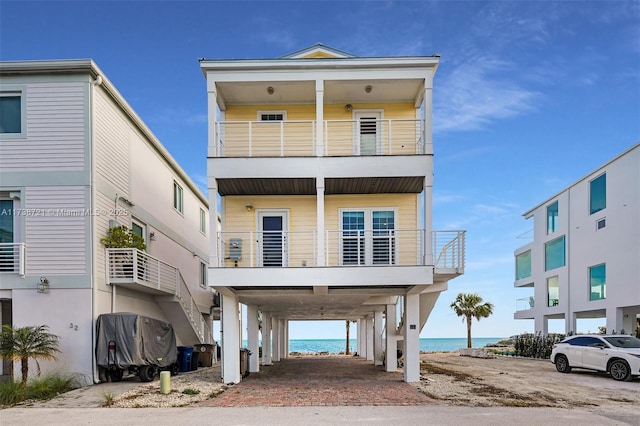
242,338,504,354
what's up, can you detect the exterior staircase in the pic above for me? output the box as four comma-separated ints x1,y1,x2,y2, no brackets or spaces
106,248,213,345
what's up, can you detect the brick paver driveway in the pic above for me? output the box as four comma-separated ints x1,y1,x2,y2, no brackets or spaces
199,356,434,407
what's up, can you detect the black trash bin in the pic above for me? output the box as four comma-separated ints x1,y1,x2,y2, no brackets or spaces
177,346,193,372
190,350,199,371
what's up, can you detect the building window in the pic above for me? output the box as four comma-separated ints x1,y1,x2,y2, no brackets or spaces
546,201,558,234
0,199,14,272
173,181,183,214
589,263,606,301
257,110,286,121
547,276,559,307
516,251,531,280
199,208,206,234
340,209,396,266
0,92,24,136
199,261,207,288
590,173,606,215
545,235,565,271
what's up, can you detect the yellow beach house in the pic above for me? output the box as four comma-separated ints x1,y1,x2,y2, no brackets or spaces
200,44,465,383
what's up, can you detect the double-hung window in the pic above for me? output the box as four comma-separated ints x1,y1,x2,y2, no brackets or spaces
199,208,206,235
340,209,396,266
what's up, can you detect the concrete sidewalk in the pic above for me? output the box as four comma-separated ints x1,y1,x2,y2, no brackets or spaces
2,406,635,426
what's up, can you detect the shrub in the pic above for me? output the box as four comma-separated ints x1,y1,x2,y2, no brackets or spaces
514,332,564,359
0,373,78,407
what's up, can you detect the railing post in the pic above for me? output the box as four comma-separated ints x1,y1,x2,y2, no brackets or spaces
248,122,252,157
250,231,254,267
19,243,26,277
387,119,392,155
132,249,138,281
280,121,284,156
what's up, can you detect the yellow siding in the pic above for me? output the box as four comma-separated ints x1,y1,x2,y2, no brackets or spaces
299,52,340,59
222,194,419,267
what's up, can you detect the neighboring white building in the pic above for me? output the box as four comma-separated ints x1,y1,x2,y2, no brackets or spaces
514,143,640,335
201,44,465,383
0,60,213,384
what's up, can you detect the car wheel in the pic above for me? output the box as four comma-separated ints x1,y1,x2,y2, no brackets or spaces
110,368,124,382
138,365,157,382
555,354,572,373
609,359,631,381
170,362,179,376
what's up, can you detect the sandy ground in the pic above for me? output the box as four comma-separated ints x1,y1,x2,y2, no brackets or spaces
417,352,639,419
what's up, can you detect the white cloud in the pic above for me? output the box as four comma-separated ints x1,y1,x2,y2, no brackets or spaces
434,57,540,133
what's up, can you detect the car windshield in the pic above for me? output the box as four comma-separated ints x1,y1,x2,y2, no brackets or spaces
603,336,640,348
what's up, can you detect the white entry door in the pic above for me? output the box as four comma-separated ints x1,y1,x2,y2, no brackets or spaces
257,210,289,267
354,111,382,155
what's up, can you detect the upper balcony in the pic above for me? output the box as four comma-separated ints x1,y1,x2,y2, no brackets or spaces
214,118,425,158
0,243,25,277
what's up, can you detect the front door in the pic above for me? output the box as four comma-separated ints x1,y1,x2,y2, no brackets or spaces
354,111,382,155
257,210,288,267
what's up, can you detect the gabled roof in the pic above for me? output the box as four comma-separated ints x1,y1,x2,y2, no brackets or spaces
280,43,355,59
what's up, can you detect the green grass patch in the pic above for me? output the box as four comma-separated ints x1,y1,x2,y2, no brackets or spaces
0,373,79,407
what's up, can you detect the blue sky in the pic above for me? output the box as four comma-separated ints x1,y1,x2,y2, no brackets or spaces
2,1,639,339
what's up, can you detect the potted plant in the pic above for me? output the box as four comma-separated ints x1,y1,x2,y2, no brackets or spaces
101,225,146,278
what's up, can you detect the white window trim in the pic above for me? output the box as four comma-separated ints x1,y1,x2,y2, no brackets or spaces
0,86,27,139
199,208,207,235
338,207,398,266
199,261,207,288
131,217,147,248
257,110,287,122
173,181,184,215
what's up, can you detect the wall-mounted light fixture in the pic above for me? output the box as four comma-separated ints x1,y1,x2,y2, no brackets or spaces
245,203,254,212
365,85,372,93
345,104,353,112
267,86,275,95
149,232,156,241
37,276,50,293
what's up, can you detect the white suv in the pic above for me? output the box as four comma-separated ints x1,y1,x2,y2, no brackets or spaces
551,334,640,381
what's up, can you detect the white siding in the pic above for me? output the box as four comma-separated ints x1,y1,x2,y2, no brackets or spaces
0,83,86,171
25,186,87,275
94,88,129,193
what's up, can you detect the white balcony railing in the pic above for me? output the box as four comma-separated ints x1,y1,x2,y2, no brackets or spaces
214,119,424,157
433,230,466,270
216,229,464,270
106,248,213,344
0,243,26,277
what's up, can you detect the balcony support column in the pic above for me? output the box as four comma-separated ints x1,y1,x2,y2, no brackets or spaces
221,293,241,384
423,177,433,266
316,177,325,266
246,305,260,373
357,318,363,356
262,312,272,365
373,309,383,366
315,79,324,156
422,84,433,155
207,82,218,157
385,304,397,372
359,317,368,359
282,319,289,358
403,293,420,382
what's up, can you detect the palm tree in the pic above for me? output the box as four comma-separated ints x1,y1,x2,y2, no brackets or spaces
0,325,61,385
450,293,494,349
345,320,351,355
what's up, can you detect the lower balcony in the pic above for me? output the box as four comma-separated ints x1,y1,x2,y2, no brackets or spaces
211,230,464,287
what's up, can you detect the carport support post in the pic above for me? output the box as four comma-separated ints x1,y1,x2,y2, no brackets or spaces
403,293,420,382
272,317,281,362
357,319,362,356
221,293,241,384
247,305,259,373
385,304,397,372
374,309,383,366
366,315,374,362
262,312,272,365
